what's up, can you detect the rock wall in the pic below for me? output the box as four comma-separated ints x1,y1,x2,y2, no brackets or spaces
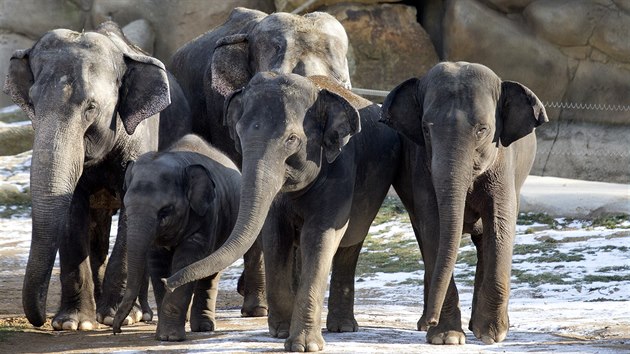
1,0,628,183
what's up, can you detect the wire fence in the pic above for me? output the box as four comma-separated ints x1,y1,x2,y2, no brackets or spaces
351,87,630,113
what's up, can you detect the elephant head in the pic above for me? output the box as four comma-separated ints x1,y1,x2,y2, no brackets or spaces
112,150,217,333
2,23,170,326
381,61,548,328
197,8,351,164
163,72,359,290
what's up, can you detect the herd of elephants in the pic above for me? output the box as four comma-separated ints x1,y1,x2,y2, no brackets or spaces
2,6,548,352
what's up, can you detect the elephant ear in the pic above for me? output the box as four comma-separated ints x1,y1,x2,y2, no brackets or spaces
3,49,35,120
211,34,251,99
118,52,171,135
223,88,244,154
315,89,361,164
380,77,424,146
498,81,548,147
185,164,216,216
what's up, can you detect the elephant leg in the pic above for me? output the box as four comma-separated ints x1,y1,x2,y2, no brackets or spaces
157,236,207,341
88,208,113,304
326,242,362,333
470,196,516,344
149,246,173,313
96,209,145,326
53,191,97,331
468,220,484,333
263,206,298,340
238,235,268,317
190,272,221,332
284,227,343,352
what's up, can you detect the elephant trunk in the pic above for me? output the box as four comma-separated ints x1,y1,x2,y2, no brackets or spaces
425,151,472,327
163,151,283,291
112,213,153,333
24,126,84,326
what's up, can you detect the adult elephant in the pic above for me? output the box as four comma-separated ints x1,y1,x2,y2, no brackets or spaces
169,7,351,317
381,62,548,345
3,21,191,330
163,72,405,352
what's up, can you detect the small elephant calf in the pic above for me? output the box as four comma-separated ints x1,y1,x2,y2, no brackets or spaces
112,134,241,341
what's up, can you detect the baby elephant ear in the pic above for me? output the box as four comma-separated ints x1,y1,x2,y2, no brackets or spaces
499,81,548,147
118,53,171,135
3,49,35,120
317,89,361,164
223,88,244,155
185,164,216,216
211,34,251,99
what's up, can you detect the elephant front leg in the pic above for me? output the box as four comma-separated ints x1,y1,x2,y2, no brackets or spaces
263,210,297,340
156,282,195,341
326,243,362,333
96,210,146,326
53,193,98,331
285,227,343,352
238,235,268,317
190,272,221,332
469,199,516,344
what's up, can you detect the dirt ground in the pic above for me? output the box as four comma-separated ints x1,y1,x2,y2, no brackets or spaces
1,268,629,354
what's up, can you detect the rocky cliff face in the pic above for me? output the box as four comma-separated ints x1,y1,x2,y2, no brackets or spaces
1,0,628,182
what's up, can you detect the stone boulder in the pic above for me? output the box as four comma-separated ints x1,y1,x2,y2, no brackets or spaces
324,3,439,102
443,0,568,119
275,0,397,13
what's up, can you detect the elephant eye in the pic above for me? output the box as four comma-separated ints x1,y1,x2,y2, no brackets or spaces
285,134,301,149
158,205,174,222
84,101,99,120
476,125,489,139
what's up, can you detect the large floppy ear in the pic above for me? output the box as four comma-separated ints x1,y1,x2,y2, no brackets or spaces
185,164,216,216
223,88,244,154
3,49,35,120
118,52,171,135
498,81,548,147
315,89,361,164
211,34,251,99
380,77,424,146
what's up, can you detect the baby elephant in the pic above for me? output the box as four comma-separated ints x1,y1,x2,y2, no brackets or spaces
112,134,241,341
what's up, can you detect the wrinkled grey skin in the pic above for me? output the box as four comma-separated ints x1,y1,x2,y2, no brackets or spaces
164,73,407,352
381,62,548,345
113,134,240,341
2,21,191,331
169,7,351,318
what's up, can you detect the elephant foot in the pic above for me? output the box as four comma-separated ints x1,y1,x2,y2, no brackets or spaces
269,318,291,339
470,312,509,344
241,305,268,317
51,309,99,331
284,330,325,352
156,322,186,341
417,314,428,331
426,326,466,345
326,316,358,333
97,303,146,326
425,313,466,345
190,317,216,332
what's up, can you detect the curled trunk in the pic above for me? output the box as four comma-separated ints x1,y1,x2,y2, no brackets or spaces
163,154,282,291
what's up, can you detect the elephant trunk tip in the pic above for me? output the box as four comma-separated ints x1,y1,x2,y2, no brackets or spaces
161,277,176,293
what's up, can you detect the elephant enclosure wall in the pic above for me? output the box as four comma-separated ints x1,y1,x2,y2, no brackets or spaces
1,0,629,183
